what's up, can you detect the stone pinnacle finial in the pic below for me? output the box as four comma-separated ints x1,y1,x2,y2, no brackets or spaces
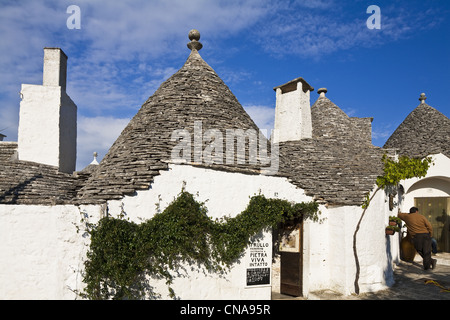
419,93,427,104
90,152,99,165
317,88,327,97
187,29,203,51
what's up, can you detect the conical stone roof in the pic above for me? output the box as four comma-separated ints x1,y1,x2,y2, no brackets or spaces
76,30,270,204
311,94,373,145
312,95,353,139
278,91,387,206
384,95,450,158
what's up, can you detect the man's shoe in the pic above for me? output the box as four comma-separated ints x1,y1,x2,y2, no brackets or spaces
431,259,437,270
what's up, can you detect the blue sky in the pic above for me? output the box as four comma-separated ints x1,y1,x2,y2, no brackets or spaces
0,0,449,170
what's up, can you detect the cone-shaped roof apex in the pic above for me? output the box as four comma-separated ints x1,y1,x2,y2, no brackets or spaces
384,95,450,158
76,30,270,204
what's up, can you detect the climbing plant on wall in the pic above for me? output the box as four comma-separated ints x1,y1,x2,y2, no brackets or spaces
81,191,320,300
353,154,433,294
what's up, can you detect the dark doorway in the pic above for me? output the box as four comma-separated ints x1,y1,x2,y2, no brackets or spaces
415,197,450,252
279,222,303,297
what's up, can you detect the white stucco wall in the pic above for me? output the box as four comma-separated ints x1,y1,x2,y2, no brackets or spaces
18,85,77,173
18,84,61,168
43,48,67,90
105,164,312,300
0,164,399,299
59,92,77,173
0,164,311,300
303,186,397,296
0,204,103,299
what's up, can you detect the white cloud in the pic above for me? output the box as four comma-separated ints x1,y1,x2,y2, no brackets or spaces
0,0,274,171
66,0,273,63
372,123,394,147
251,1,442,58
76,115,130,170
243,104,275,133
0,0,444,168
0,0,273,131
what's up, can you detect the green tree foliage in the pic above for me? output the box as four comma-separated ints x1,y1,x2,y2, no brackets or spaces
376,154,433,188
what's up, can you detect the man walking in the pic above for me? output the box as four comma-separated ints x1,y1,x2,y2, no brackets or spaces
398,207,437,270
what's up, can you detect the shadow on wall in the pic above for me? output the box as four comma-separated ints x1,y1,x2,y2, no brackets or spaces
383,234,396,287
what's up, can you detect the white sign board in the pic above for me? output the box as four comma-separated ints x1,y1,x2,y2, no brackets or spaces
245,237,272,287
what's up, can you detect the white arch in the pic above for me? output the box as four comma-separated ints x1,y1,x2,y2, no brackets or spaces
406,176,450,196
399,153,450,211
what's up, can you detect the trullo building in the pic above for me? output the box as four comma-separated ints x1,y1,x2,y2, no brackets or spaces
384,94,450,253
1,30,448,299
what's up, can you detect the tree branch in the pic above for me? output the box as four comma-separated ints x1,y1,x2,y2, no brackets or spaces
353,186,381,295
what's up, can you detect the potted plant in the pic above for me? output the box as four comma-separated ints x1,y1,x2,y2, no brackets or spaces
385,225,400,235
389,216,402,227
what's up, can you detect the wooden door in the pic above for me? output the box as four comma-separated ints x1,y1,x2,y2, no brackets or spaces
280,224,303,297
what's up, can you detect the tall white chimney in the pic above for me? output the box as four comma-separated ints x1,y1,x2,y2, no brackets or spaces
18,48,77,173
272,77,314,143
43,47,67,90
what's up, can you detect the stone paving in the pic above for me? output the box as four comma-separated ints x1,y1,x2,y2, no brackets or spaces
273,252,450,300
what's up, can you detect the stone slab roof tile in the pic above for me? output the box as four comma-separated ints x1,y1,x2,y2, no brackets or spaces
0,159,80,205
279,138,390,206
0,142,18,162
311,96,372,146
75,36,273,204
384,102,450,158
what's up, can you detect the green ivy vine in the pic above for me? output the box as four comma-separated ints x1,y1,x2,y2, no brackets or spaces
81,191,319,300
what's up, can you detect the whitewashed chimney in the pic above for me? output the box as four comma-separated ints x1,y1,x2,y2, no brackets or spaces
18,48,77,173
272,77,314,143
